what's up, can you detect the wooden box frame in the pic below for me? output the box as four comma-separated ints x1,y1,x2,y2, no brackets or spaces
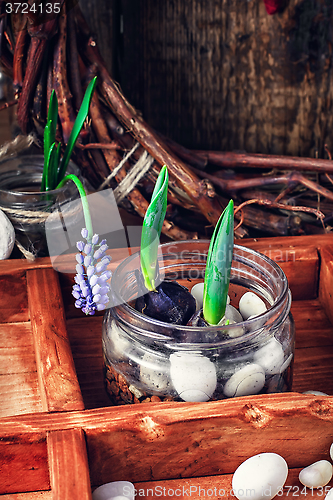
0,234,333,498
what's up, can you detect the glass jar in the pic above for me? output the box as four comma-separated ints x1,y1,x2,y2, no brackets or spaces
0,154,82,258
102,240,295,404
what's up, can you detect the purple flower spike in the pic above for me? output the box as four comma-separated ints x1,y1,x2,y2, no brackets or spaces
72,230,112,315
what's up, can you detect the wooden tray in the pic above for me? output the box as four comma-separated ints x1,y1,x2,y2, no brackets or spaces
1,234,333,498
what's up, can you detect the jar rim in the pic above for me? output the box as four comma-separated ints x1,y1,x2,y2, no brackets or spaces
109,240,291,348
0,154,78,197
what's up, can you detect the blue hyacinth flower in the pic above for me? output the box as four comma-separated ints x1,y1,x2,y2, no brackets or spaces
72,228,111,315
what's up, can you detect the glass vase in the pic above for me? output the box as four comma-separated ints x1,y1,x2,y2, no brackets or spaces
0,154,82,258
102,240,295,404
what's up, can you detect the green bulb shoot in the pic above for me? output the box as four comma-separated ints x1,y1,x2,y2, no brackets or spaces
203,199,234,325
42,76,97,192
140,165,169,291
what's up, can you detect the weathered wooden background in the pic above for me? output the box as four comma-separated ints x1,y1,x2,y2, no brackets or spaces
79,0,333,158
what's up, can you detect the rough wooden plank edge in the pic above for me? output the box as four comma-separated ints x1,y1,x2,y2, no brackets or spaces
2,233,333,275
26,268,85,412
0,392,332,432
0,393,332,484
47,428,92,500
318,245,333,326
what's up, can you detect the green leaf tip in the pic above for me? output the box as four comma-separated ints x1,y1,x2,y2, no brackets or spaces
57,76,98,185
41,77,97,192
140,165,169,291
203,199,234,325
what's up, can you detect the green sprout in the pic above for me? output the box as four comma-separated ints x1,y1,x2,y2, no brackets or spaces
139,167,234,325
41,76,97,192
203,199,234,325
140,165,169,291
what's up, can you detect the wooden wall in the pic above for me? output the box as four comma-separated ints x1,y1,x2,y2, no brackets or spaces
80,0,333,157
78,0,117,75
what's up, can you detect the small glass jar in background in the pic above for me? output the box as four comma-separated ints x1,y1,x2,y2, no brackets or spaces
102,241,295,405
0,154,82,258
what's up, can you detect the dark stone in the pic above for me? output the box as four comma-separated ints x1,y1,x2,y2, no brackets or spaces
135,280,196,325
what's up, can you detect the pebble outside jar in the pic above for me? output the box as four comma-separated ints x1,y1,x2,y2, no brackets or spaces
102,240,295,405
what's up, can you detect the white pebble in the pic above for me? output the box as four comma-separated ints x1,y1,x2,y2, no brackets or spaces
93,481,135,500
191,282,230,310
279,353,293,373
0,209,15,259
330,443,333,461
223,363,265,398
239,291,267,320
107,323,130,360
325,489,333,500
225,319,245,338
303,391,329,397
170,352,216,402
299,460,333,488
232,453,288,500
225,304,243,324
190,282,205,310
140,353,170,391
253,338,285,375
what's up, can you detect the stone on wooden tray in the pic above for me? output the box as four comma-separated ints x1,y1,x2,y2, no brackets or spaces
299,460,333,488
232,452,288,500
93,481,135,500
326,489,333,500
303,390,329,396
0,209,15,259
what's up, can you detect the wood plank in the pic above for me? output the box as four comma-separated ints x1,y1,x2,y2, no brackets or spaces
3,233,332,276
292,346,333,394
26,268,84,413
47,429,92,500
84,394,333,484
133,468,333,500
318,245,333,326
0,323,42,417
0,394,329,485
0,373,42,418
0,433,50,495
0,493,51,499
0,271,29,323
240,233,333,252
66,316,110,409
277,249,319,300
0,323,38,375
291,299,333,349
